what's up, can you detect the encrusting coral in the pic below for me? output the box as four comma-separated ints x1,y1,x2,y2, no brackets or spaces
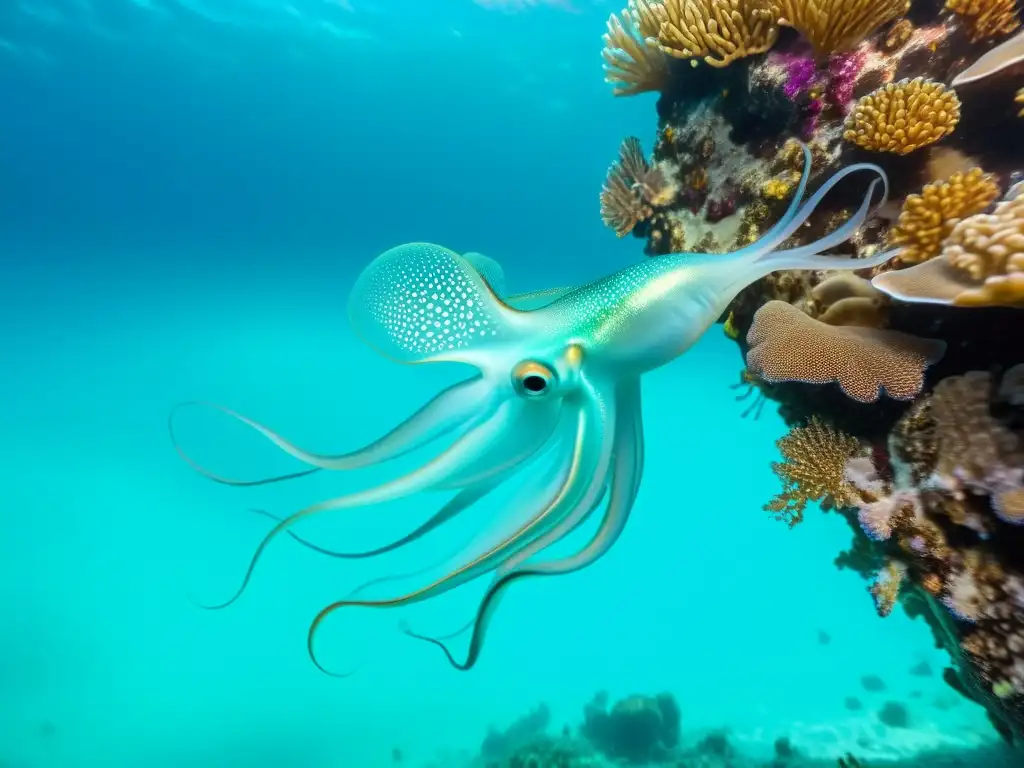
843,78,962,155
886,168,1001,264
745,300,947,403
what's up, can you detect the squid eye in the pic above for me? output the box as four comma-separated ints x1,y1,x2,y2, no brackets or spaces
512,361,556,397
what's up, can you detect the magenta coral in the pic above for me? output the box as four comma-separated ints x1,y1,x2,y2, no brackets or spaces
827,50,866,112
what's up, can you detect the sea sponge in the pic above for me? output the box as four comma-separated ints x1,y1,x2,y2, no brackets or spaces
744,300,947,403
809,274,889,328
945,0,1021,43
776,0,910,55
843,78,961,154
873,194,1024,306
603,8,670,96
765,416,863,526
655,0,779,67
887,168,1001,264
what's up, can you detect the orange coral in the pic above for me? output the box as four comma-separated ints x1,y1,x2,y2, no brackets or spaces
776,0,910,55
744,301,946,403
765,416,862,526
887,168,1001,264
945,0,1021,43
843,78,961,155
656,0,779,67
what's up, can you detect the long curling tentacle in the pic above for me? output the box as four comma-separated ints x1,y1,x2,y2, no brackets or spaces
405,379,644,670
305,392,612,676
243,476,502,560
194,395,520,611
168,375,491,484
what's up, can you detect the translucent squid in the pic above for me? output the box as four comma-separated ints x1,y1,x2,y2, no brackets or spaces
172,146,901,673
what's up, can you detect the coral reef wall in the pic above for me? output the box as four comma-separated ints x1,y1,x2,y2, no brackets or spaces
599,0,1024,745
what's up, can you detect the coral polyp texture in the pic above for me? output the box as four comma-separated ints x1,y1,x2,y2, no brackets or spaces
656,0,780,67
843,78,961,155
945,0,1022,44
887,168,1001,264
598,0,1024,742
776,0,910,55
765,416,862,526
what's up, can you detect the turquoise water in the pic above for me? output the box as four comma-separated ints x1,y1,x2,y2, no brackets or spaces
0,2,1006,766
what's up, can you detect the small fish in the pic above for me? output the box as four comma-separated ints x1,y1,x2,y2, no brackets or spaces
817,629,832,645
392,747,403,763
844,696,863,711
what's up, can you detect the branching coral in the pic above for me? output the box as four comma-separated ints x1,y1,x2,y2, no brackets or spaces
765,416,863,526
887,168,1001,264
843,78,961,155
601,137,666,236
873,193,1024,306
945,0,1021,44
871,560,909,616
745,300,947,403
655,0,780,67
775,0,910,56
603,8,671,96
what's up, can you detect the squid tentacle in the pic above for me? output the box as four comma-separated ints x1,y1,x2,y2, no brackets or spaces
305,386,615,676
169,375,492,485
404,378,644,669
194,395,542,611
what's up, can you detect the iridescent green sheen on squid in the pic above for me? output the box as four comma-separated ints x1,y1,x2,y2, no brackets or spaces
173,145,902,675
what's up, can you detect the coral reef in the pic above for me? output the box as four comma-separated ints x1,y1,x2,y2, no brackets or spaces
597,0,1024,745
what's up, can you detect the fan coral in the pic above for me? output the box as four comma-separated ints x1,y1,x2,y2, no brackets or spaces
655,0,780,67
603,8,670,96
873,193,1024,306
765,416,862,526
945,0,1021,44
951,28,1024,85
601,137,661,236
887,168,1001,264
776,0,910,56
745,300,947,403
931,371,1024,524
843,78,961,154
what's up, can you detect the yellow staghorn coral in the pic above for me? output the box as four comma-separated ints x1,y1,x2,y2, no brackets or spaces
765,416,862,527
887,168,1001,264
603,8,670,96
655,0,779,67
775,0,910,55
844,78,961,155
945,0,1021,44
745,300,946,403
873,193,1024,306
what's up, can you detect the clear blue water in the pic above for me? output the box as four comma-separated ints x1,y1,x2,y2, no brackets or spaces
0,1,1000,766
